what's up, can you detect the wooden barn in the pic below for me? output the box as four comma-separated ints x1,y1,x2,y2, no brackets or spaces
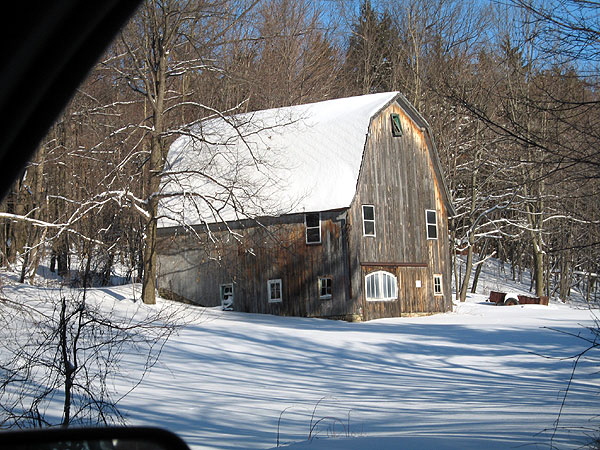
156,92,454,321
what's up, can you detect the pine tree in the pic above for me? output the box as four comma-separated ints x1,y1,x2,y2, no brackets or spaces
343,0,396,94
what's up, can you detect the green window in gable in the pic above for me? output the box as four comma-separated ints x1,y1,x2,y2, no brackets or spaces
391,113,403,137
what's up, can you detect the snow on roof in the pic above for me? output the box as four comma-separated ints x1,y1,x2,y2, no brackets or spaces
159,92,399,228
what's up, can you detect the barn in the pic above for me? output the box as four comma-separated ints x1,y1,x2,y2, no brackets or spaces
156,92,454,321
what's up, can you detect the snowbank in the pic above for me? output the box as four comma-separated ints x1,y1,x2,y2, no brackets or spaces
0,265,598,449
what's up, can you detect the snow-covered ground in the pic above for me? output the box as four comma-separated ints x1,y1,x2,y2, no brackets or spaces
1,259,598,450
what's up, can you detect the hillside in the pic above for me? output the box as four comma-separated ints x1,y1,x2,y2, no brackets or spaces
0,258,598,450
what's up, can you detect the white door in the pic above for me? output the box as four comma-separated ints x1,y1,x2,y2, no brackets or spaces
220,284,234,310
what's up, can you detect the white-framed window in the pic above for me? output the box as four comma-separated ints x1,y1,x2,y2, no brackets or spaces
318,277,332,299
433,274,443,296
305,212,321,244
365,271,398,301
267,279,282,303
426,209,438,240
362,205,376,237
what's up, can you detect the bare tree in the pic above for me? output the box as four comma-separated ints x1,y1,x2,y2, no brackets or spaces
0,284,181,428
100,0,267,305
443,3,600,298
248,0,341,108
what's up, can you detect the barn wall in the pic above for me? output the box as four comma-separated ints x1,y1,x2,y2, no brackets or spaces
158,96,453,322
347,102,452,320
157,210,353,318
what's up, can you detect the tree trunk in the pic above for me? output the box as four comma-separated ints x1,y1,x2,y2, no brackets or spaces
141,202,158,305
459,146,480,303
19,239,30,284
471,240,489,294
50,252,56,272
60,296,73,427
526,194,545,298
532,240,544,297
451,228,461,303
459,234,474,302
57,235,70,278
141,45,168,305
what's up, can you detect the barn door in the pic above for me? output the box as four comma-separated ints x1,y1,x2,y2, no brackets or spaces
397,267,429,314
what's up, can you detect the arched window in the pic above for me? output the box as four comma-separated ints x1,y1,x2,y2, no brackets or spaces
365,271,398,301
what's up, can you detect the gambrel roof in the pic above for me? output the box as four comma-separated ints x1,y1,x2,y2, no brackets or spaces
158,92,453,228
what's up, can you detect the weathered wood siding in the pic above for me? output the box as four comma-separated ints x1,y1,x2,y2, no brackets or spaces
157,96,453,321
347,102,452,320
157,210,353,318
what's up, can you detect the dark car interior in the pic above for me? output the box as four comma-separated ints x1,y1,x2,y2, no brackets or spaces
0,1,193,448
0,1,141,199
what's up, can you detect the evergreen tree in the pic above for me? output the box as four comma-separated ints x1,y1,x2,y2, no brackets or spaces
343,0,397,94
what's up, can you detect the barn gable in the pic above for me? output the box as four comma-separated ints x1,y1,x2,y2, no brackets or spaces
346,99,453,319
157,92,454,320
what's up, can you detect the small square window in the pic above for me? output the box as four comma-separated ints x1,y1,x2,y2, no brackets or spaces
426,209,438,240
305,213,321,244
391,113,403,137
433,275,443,296
362,205,375,237
268,279,282,303
319,277,332,299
